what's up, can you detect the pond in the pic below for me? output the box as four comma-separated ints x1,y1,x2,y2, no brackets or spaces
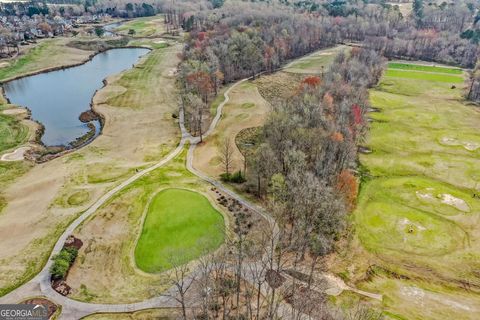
3,47,150,147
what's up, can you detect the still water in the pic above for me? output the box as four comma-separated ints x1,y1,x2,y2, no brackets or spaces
3,47,149,147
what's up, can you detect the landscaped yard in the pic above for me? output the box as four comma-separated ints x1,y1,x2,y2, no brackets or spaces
135,188,225,273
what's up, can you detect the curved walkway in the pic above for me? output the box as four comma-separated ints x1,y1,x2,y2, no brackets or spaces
0,77,254,319
0,74,381,319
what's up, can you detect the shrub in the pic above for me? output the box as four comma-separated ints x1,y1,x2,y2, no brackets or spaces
50,257,69,280
49,247,79,280
220,171,246,183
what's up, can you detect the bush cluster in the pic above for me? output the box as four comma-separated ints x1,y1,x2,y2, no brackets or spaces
220,171,246,183
50,247,78,280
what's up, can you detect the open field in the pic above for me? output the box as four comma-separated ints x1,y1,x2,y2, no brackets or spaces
0,38,94,82
0,40,181,297
135,188,224,273
386,2,413,17
67,147,227,303
0,106,29,154
387,62,463,74
384,69,465,83
284,45,348,74
333,62,480,319
116,15,166,38
193,81,270,178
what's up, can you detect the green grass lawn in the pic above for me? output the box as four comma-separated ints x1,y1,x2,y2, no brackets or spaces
285,45,349,74
135,188,224,273
116,15,165,38
387,62,463,74
351,64,480,318
384,69,464,83
0,110,29,154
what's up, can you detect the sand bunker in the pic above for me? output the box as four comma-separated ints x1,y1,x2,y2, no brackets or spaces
0,62,10,68
1,146,30,161
440,137,479,151
154,40,166,44
2,108,27,116
440,193,470,212
416,189,470,213
416,191,435,201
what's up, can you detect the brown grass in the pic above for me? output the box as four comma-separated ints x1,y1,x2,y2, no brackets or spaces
0,41,181,296
193,81,270,178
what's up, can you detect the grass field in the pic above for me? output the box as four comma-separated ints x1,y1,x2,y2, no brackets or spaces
285,45,348,74
0,110,29,154
384,69,464,83
0,38,182,298
135,188,224,273
116,16,165,38
0,38,93,82
340,63,480,318
193,81,270,178
387,62,463,74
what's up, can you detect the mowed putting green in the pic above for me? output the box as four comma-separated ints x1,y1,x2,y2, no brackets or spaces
135,188,224,273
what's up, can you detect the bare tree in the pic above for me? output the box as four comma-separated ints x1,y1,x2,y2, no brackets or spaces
219,137,234,176
163,254,196,320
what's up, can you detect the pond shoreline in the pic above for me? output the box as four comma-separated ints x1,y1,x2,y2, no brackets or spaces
1,45,152,163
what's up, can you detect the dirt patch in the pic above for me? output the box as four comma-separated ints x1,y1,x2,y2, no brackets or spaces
65,235,84,250
253,71,302,105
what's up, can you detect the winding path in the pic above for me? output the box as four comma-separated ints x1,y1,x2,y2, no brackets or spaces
0,77,262,319
0,73,380,319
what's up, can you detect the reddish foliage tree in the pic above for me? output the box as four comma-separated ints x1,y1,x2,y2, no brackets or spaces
336,170,358,210
352,104,363,126
323,92,334,112
186,71,214,103
331,132,344,142
302,76,322,87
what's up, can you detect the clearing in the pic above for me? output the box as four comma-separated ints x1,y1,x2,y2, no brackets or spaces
135,188,224,273
332,61,480,319
193,81,270,178
284,45,348,74
116,15,166,38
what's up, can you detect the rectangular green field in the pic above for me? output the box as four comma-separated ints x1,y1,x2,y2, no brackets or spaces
387,62,463,74
385,69,464,83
